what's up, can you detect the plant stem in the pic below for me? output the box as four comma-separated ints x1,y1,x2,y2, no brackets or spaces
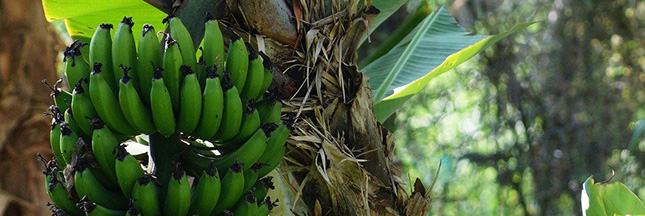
149,132,183,201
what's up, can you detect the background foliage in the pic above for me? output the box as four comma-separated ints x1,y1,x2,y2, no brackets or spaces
358,0,645,215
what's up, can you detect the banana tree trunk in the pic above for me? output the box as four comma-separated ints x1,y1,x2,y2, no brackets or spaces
0,0,62,215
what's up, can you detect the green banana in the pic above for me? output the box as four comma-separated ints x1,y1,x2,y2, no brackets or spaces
192,67,224,140
43,79,72,112
126,206,141,216
257,99,282,124
242,163,263,193
78,196,126,216
89,23,118,93
74,160,128,210
202,16,225,75
150,70,176,137
89,119,120,185
251,177,274,202
257,124,289,177
64,40,91,90
257,52,273,96
213,73,243,141
115,144,145,197
71,79,98,137
58,122,78,166
163,163,191,216
213,125,274,173
256,197,277,216
162,39,183,111
119,66,156,134
112,17,139,91
89,63,137,136
131,175,161,216
225,32,249,91
188,162,222,216
39,155,83,215
137,24,162,105
241,51,265,101
48,107,65,165
224,103,260,144
64,108,85,139
177,66,202,134
167,17,197,71
211,162,245,215
232,192,257,216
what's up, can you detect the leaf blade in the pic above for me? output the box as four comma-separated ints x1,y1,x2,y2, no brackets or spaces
362,6,536,121
42,0,166,41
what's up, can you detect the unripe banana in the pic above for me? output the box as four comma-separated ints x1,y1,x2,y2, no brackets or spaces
48,107,66,165
232,192,257,216
213,73,243,141
89,23,118,93
137,24,162,105
150,70,176,137
166,17,197,71
202,16,225,75
188,162,222,216
162,39,183,111
71,79,98,137
224,103,260,144
89,119,120,185
226,32,249,91
257,99,282,124
43,79,72,112
115,144,145,197
126,206,141,216
251,177,274,202
39,155,83,215
59,122,79,166
64,40,91,90
112,17,139,91
74,160,128,210
131,175,161,216
213,124,274,172
257,123,289,177
193,67,224,140
241,50,265,101
89,63,137,135
119,66,156,134
211,162,245,215
242,163,263,193
256,197,278,216
78,196,126,216
257,52,274,96
177,66,202,134
163,163,191,216
64,108,86,139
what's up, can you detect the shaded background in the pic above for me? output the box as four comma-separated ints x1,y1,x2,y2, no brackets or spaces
0,0,643,215
359,0,645,215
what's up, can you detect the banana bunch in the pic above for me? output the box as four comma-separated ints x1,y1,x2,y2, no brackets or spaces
41,15,289,216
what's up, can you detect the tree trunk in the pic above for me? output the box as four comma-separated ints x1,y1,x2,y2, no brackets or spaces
0,0,61,215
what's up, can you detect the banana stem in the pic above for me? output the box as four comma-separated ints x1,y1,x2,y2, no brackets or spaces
149,132,184,202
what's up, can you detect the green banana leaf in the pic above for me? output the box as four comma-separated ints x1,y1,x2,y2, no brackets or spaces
42,0,166,42
581,176,645,216
362,7,536,122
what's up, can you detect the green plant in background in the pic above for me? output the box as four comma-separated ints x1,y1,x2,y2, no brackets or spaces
582,176,645,216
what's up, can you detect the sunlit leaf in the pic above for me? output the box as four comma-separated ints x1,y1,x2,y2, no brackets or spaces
42,0,166,42
363,7,535,121
581,176,645,216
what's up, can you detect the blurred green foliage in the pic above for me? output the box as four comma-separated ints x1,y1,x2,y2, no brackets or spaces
361,0,645,215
